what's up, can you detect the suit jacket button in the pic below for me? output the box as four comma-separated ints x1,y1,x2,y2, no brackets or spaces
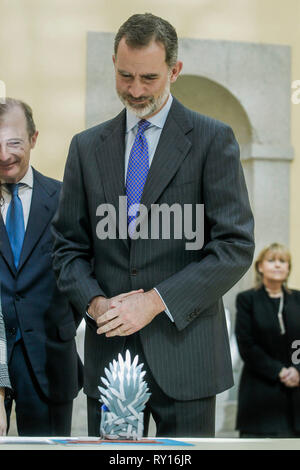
15,294,21,301
131,268,138,276
188,311,198,321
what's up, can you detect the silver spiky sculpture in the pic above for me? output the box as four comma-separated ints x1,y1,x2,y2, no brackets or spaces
98,349,151,440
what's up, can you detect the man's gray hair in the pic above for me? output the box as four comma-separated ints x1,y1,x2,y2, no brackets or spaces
114,13,178,68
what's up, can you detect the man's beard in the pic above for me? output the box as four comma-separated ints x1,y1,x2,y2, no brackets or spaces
118,82,170,119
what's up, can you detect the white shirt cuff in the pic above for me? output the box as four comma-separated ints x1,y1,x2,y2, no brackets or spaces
153,288,174,322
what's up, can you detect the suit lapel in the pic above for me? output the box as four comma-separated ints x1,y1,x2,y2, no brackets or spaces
140,99,192,212
282,288,298,336
94,110,128,247
257,286,294,335
256,286,279,327
0,215,16,275
96,110,126,207
18,169,58,270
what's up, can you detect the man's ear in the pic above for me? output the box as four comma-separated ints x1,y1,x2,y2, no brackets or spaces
170,61,183,84
30,130,39,149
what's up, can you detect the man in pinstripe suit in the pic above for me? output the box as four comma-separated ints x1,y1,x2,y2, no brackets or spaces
52,13,255,437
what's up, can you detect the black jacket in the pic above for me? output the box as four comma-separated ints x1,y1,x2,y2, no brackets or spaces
235,285,300,434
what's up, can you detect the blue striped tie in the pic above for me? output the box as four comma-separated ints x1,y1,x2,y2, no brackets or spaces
126,119,150,237
6,183,25,268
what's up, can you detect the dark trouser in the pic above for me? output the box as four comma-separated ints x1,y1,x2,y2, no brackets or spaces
5,339,73,436
87,333,216,438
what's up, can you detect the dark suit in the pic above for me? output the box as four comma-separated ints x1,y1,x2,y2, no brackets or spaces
52,97,254,436
0,168,83,436
235,286,300,436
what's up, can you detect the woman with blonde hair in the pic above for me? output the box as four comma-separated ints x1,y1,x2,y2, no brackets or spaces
235,242,300,437
0,184,12,435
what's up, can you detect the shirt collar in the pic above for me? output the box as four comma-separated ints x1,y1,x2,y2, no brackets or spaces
20,165,33,188
126,94,173,133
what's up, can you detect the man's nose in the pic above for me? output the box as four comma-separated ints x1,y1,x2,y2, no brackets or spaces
128,79,145,98
0,144,10,161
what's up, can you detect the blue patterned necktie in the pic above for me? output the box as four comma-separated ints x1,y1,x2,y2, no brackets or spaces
126,119,150,237
6,183,25,268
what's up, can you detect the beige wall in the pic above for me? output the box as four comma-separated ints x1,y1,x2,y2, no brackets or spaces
1,0,300,284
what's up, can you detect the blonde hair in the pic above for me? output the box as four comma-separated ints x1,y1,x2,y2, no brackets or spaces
254,242,291,289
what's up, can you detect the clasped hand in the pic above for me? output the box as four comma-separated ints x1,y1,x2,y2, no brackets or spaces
279,367,300,387
88,289,164,337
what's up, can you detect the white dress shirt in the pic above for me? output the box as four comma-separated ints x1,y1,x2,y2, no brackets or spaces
0,165,33,228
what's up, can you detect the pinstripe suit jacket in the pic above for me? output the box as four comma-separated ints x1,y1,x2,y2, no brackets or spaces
52,97,255,400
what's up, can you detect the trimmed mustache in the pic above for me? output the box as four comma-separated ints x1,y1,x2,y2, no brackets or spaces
123,94,152,103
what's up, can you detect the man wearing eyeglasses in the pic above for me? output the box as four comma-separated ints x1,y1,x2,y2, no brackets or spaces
0,98,83,436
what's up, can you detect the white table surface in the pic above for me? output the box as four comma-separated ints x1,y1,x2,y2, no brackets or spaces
0,436,300,450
